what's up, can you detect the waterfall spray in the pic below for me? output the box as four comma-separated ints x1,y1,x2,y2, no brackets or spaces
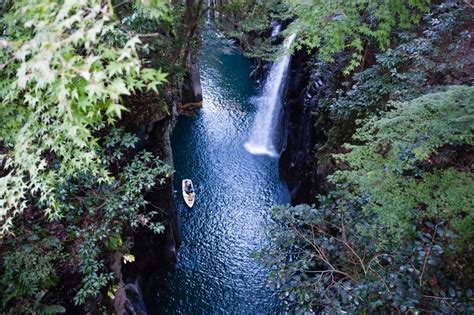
245,28,296,157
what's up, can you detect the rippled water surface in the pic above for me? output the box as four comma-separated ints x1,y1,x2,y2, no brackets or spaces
155,29,290,314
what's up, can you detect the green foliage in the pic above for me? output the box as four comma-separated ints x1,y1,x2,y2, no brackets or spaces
0,0,194,312
216,0,288,60
330,1,472,120
262,191,474,313
0,0,167,233
262,86,473,313
74,236,114,305
55,129,172,304
332,86,474,245
285,0,429,72
132,0,172,21
1,128,172,309
116,0,185,72
217,0,431,67
219,0,284,33
1,235,66,313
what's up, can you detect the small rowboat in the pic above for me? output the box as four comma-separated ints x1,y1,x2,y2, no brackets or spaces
182,179,195,208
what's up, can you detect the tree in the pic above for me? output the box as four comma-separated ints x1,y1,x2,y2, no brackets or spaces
284,0,429,72
262,86,474,313
0,0,167,233
0,1,182,310
332,86,474,245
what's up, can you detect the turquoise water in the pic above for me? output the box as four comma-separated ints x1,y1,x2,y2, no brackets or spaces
155,30,290,313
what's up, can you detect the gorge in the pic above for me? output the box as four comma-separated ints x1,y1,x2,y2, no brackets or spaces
148,27,290,313
0,1,472,314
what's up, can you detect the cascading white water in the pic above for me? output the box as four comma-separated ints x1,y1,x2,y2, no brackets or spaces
206,0,212,23
271,23,281,37
244,29,296,157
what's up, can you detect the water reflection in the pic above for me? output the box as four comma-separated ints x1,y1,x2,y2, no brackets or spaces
154,29,290,314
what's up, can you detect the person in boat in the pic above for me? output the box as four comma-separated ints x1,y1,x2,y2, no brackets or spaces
185,181,194,194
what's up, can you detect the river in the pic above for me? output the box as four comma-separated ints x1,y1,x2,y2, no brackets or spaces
153,29,290,313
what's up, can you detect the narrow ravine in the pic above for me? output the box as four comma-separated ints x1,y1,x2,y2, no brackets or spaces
152,29,290,313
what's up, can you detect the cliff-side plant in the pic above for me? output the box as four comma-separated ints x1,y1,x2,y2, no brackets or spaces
330,0,472,121
57,130,172,305
262,192,473,313
262,86,473,313
285,0,429,73
0,0,167,234
1,127,172,309
0,234,66,313
331,86,474,246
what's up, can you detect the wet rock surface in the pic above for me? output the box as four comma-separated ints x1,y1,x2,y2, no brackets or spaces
279,51,347,205
115,80,191,313
181,52,203,116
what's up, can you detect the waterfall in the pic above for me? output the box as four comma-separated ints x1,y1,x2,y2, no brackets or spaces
206,0,212,23
271,23,281,37
244,30,296,157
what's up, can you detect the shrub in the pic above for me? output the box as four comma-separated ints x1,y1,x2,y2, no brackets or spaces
0,235,66,313
285,0,429,72
262,192,473,313
332,86,474,246
0,0,167,233
330,0,472,121
57,130,172,305
262,86,474,313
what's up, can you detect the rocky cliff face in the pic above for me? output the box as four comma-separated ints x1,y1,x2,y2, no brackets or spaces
116,64,203,312
179,52,204,116
279,51,347,205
